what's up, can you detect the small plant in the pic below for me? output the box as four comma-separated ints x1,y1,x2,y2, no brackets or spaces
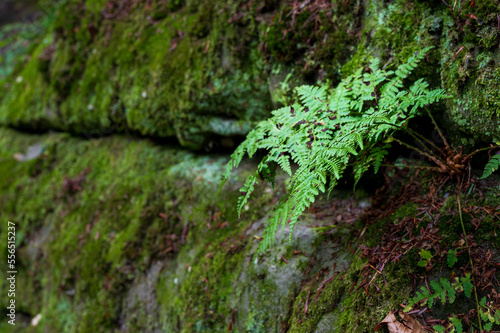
404,274,474,332
404,194,500,332
418,249,433,268
404,274,473,312
220,46,449,254
478,297,500,331
480,154,500,179
422,294,500,333
433,316,462,333
446,249,458,268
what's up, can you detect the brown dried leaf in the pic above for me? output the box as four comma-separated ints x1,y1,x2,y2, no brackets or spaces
398,311,426,333
170,38,179,51
375,311,427,333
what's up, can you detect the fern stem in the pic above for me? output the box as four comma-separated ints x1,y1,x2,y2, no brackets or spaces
405,127,446,157
424,107,450,149
372,121,402,129
457,194,483,331
392,137,449,171
404,129,449,168
467,145,500,158
379,163,440,170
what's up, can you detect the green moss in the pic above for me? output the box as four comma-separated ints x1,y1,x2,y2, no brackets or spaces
3,0,500,148
362,0,445,86
439,0,500,144
0,0,274,149
334,0,500,145
340,41,370,78
0,128,497,332
287,254,414,332
264,0,363,85
442,52,500,145
2,0,500,331
0,33,61,130
0,127,241,332
391,203,418,225
0,127,313,332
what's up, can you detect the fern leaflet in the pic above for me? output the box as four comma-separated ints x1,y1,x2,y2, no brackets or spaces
480,154,500,179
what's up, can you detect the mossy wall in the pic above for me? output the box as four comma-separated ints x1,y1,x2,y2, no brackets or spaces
2,0,499,149
1,0,500,332
1,0,276,149
4,125,496,332
0,127,418,332
0,127,274,332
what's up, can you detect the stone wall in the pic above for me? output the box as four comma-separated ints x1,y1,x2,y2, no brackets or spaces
1,1,500,332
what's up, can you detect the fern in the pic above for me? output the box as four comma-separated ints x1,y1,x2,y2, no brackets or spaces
417,249,433,267
410,276,500,332
353,143,390,189
446,249,458,268
222,46,450,255
402,274,500,332
404,274,473,312
479,297,500,331
237,175,258,218
434,317,463,333
480,154,500,179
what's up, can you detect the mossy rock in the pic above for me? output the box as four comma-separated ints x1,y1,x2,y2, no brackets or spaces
3,0,500,148
439,0,500,146
0,128,300,331
2,1,500,331
1,129,500,332
356,0,500,145
0,0,274,149
0,127,436,332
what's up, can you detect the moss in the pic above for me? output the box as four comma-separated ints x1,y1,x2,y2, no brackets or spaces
287,253,414,332
442,51,500,145
170,240,247,332
358,0,445,87
340,41,370,78
333,0,500,145
0,0,274,149
3,0,500,148
0,0,371,147
0,129,498,332
391,203,418,225
264,0,363,85
438,0,500,145
2,0,500,331
0,127,310,332
0,127,241,332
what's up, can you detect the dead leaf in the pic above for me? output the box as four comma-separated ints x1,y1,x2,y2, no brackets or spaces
398,311,426,333
375,311,427,333
376,311,411,332
170,38,179,51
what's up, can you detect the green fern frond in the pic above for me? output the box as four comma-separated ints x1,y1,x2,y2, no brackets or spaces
404,274,472,312
371,144,390,174
480,154,500,179
275,153,292,176
222,46,450,255
296,85,327,113
237,175,258,218
353,143,390,189
478,297,500,330
449,317,463,333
